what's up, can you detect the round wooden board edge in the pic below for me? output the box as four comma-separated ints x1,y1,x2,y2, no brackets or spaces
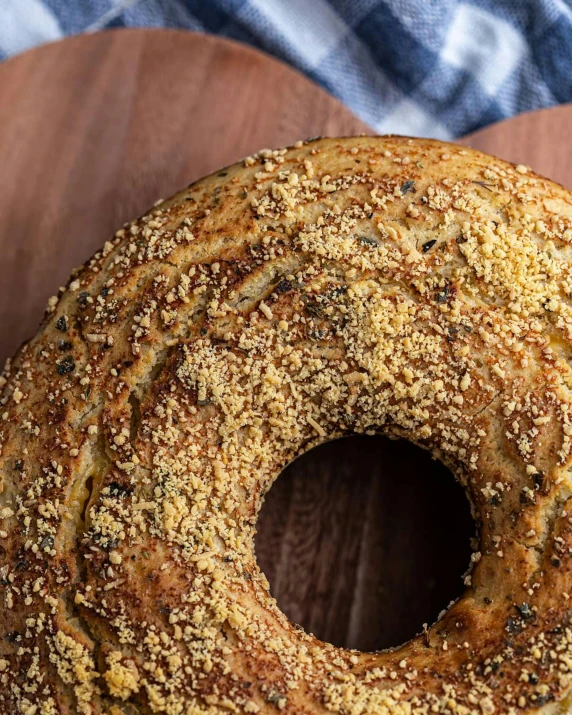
0,26,371,139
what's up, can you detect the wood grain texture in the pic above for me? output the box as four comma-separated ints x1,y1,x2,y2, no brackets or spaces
1,29,570,653
461,104,572,190
256,437,473,651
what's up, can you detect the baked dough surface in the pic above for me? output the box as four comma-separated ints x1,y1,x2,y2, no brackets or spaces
1,137,572,714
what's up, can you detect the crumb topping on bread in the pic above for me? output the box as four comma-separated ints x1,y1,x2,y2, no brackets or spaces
1,137,572,714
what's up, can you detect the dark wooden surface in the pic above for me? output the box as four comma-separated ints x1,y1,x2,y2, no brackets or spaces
257,436,473,651
0,29,570,652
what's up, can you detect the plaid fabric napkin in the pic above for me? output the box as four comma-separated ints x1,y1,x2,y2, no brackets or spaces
0,0,570,139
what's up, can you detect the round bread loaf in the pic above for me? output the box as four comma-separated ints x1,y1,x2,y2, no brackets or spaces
1,137,572,714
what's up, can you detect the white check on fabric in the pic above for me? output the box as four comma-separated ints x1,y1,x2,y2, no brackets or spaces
0,0,569,139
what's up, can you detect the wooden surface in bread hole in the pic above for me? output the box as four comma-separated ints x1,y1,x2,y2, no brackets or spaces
255,435,475,652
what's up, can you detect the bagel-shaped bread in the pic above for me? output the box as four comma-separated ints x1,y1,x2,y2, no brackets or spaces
1,136,572,715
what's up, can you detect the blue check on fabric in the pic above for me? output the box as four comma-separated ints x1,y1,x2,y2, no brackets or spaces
0,0,571,139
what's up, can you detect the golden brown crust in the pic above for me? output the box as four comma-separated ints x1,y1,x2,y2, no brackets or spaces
1,136,572,714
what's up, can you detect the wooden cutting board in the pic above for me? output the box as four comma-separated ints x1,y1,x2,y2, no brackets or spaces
1,29,571,652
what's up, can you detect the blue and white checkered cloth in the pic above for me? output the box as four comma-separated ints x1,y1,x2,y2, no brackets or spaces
0,0,571,139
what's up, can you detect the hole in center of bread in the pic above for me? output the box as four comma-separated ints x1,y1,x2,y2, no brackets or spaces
255,434,475,652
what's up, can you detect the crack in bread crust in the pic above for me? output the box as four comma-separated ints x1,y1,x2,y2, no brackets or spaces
1,137,572,714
